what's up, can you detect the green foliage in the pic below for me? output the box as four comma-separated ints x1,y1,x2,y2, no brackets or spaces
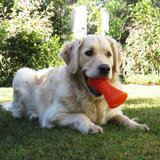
103,0,160,77
45,0,72,41
0,31,62,86
0,0,70,87
0,0,14,19
105,0,131,44
122,0,160,76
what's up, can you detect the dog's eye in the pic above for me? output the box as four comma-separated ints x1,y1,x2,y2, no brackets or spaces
85,50,94,56
106,52,111,57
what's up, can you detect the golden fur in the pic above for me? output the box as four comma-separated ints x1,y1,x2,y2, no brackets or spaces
2,35,149,133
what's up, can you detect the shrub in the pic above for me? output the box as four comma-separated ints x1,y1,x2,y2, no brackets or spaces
122,0,160,77
104,0,131,44
0,0,14,20
46,0,72,42
0,31,63,87
0,1,69,87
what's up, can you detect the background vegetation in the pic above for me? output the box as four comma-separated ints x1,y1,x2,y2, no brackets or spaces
122,0,160,77
0,0,70,86
0,0,160,87
104,0,160,78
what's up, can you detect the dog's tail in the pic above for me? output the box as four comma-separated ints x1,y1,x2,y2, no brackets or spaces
2,101,13,111
2,101,23,118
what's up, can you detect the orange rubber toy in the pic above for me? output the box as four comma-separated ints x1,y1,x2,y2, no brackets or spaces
87,77,128,109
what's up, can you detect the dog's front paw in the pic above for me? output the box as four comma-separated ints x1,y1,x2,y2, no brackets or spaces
79,122,103,134
91,124,103,134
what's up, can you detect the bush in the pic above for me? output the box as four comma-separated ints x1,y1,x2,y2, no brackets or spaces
0,31,63,87
122,0,160,77
0,0,14,20
46,0,72,42
104,0,131,44
0,1,69,87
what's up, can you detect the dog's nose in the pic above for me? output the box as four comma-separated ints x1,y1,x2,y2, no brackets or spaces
98,64,110,76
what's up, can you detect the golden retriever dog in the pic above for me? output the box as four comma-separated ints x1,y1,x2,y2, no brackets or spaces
3,35,149,133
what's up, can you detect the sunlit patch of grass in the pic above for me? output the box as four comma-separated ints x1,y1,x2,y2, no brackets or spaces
123,84,160,107
124,74,160,85
0,88,13,103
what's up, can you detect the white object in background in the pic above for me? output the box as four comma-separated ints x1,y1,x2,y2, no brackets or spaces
101,8,109,36
69,6,87,39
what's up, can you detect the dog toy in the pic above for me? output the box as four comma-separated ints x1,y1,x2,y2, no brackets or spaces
87,77,128,109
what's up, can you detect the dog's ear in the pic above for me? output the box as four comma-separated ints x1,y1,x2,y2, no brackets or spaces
60,39,82,74
106,36,122,73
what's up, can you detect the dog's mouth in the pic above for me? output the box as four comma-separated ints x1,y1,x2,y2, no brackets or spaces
84,74,102,97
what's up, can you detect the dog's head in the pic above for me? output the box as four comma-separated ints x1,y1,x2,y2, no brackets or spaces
60,35,122,97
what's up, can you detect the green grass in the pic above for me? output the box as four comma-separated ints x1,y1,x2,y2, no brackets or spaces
0,85,160,160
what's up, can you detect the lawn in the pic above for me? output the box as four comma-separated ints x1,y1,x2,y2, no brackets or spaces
0,85,160,159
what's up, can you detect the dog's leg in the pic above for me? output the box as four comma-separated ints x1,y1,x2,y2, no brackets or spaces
42,111,103,134
110,114,150,131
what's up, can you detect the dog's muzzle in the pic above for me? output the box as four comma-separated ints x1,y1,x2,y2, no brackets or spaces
84,64,111,97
